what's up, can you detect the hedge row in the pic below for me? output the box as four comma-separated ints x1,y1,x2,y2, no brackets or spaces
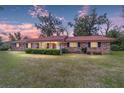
0,43,10,51
25,48,61,55
111,44,124,51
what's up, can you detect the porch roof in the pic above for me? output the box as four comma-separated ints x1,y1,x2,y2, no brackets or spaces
66,36,113,42
27,36,67,42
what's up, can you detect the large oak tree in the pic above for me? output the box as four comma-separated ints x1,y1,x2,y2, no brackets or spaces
30,6,66,37
72,9,109,36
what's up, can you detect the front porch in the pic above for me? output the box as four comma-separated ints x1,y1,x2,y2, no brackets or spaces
30,42,67,50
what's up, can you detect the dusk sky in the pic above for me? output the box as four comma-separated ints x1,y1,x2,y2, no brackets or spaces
0,5,123,41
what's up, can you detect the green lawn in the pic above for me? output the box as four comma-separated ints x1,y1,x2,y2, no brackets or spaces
0,51,124,88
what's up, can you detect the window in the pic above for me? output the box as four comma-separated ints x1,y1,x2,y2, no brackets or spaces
42,42,47,49
16,43,20,48
91,42,98,48
28,43,32,48
39,42,42,48
33,43,39,48
78,42,80,47
70,42,77,47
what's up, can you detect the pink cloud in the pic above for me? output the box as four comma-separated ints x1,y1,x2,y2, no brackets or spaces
0,34,8,41
0,23,40,41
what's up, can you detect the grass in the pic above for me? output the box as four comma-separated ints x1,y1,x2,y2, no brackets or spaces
0,51,124,88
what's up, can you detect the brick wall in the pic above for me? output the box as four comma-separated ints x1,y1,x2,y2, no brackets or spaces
64,42,111,54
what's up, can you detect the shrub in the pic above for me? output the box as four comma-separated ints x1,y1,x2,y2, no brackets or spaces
111,44,121,51
46,49,60,55
0,43,10,51
61,48,68,53
120,42,124,50
25,48,32,54
25,49,61,55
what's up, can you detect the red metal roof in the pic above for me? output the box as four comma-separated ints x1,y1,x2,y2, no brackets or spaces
12,36,113,43
66,36,113,42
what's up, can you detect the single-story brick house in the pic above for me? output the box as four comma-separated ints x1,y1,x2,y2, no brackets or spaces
10,36,113,54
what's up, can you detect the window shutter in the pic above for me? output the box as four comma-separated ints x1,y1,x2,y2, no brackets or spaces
78,42,80,47
37,43,39,48
67,42,70,47
47,43,49,48
26,43,28,48
98,42,101,47
88,42,90,48
31,43,33,48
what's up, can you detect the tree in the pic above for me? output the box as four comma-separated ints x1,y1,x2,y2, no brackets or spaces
0,36,10,51
107,26,124,50
68,22,73,27
107,26,121,38
30,6,66,37
14,32,21,40
0,6,5,41
8,32,22,41
23,36,29,40
122,6,124,28
71,9,109,36
8,33,16,41
0,36,2,42
105,19,113,35
35,13,65,37
0,36,3,46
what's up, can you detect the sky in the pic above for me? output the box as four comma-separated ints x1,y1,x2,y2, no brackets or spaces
0,5,123,41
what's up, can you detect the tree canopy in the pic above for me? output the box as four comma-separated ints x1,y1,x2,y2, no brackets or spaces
0,36,3,46
73,9,109,36
30,6,66,37
107,26,124,50
8,32,22,41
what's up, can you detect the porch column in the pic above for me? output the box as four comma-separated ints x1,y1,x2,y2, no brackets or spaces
39,42,42,49
56,42,60,49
